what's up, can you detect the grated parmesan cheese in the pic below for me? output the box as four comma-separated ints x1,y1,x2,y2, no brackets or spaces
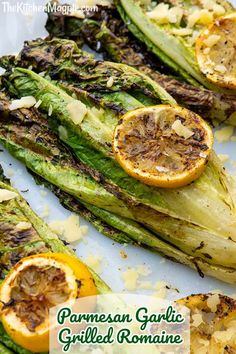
15,222,32,231
172,119,194,139
0,189,18,202
9,96,36,111
215,64,227,73
171,28,193,36
203,47,210,54
137,281,153,290
206,293,220,312
201,0,225,15
147,3,183,24
106,76,114,88
215,125,234,143
156,166,169,173
153,281,170,299
66,100,88,125
49,214,87,243
34,99,42,109
122,268,140,291
203,34,220,47
40,190,48,198
213,326,236,342
192,313,204,327
188,9,213,28
40,204,50,218
136,264,152,276
48,105,53,117
84,254,103,274
7,168,14,177
218,154,229,163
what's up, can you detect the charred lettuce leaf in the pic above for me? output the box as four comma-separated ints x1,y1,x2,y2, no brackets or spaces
116,0,235,92
1,87,236,282
3,58,236,283
0,141,112,352
44,5,236,125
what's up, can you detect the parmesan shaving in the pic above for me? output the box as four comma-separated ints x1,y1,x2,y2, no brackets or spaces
203,34,220,47
206,293,220,312
34,99,42,109
7,168,14,177
156,166,169,173
215,125,234,143
201,0,225,15
171,28,193,36
84,254,103,274
218,154,229,163
48,105,53,117
137,281,153,290
49,214,87,243
215,64,227,73
192,313,204,327
213,326,236,342
172,119,194,139
0,189,18,202
122,268,140,291
153,281,171,299
147,3,183,24
106,76,114,88
66,100,88,125
188,9,213,28
137,264,152,276
40,204,50,218
15,222,32,231
9,96,36,111
40,190,48,198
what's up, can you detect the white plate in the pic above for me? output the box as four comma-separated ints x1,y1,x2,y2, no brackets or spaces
0,0,235,299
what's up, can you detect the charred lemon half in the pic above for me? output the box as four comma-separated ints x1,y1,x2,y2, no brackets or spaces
113,105,213,188
178,293,236,353
0,253,97,353
196,13,236,89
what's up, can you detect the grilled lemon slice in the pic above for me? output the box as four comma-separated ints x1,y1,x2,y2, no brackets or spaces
0,253,97,353
178,294,236,353
113,105,213,188
196,13,236,89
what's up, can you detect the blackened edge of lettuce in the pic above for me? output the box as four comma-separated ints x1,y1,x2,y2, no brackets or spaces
45,2,236,125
